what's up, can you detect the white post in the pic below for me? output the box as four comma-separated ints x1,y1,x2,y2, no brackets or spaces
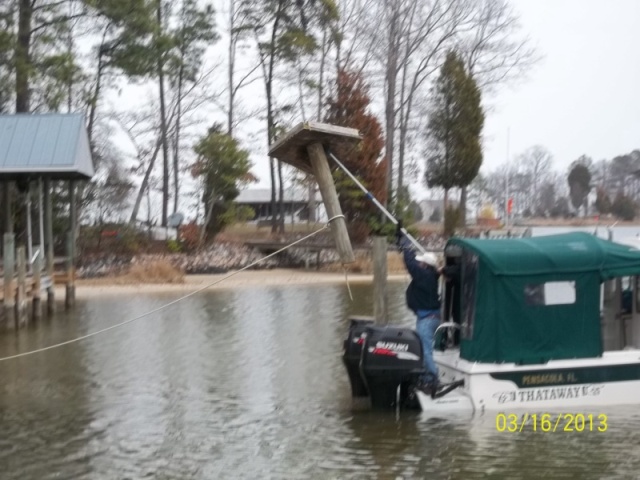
38,178,45,263
26,181,33,273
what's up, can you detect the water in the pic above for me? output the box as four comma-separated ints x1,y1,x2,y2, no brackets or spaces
1,282,640,479
532,225,640,241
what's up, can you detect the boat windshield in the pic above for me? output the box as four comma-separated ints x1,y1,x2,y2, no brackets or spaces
460,250,478,340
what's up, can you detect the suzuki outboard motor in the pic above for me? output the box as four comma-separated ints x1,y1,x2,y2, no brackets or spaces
360,325,424,409
342,317,374,397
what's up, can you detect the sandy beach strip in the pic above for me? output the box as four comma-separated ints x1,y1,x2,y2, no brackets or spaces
62,269,410,298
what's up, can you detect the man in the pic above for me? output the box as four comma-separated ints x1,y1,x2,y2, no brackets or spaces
396,227,442,392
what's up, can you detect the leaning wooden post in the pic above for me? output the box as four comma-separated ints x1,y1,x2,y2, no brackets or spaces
3,233,15,325
372,236,388,325
307,142,354,264
32,250,42,319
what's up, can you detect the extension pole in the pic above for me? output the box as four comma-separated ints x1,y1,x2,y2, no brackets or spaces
326,149,425,253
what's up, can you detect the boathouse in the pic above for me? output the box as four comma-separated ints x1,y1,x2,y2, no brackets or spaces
0,113,94,326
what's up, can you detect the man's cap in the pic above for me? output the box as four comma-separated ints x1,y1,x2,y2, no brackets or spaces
415,252,439,267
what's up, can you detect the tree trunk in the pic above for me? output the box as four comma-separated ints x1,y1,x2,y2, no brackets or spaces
67,25,73,112
228,0,235,135
157,0,170,227
173,60,184,215
459,186,467,227
443,188,450,236
16,0,32,113
78,40,107,232
384,2,399,210
129,139,162,224
317,28,327,120
269,157,277,233
267,85,277,232
265,12,281,234
200,186,215,245
87,46,105,147
277,160,284,233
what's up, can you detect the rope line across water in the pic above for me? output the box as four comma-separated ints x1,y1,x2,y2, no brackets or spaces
0,219,342,363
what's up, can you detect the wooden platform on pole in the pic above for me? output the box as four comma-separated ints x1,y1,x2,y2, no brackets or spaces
269,122,361,265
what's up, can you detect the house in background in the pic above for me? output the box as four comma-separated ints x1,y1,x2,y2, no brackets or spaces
234,187,326,223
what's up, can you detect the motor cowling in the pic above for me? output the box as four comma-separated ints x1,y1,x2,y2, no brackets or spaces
359,325,424,409
342,317,374,397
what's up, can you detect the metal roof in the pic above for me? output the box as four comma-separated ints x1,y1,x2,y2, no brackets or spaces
0,113,94,179
235,188,309,203
448,232,640,278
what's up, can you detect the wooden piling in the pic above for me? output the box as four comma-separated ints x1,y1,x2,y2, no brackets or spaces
32,250,42,319
4,181,13,234
15,246,26,325
3,233,15,325
65,231,75,309
66,179,77,309
44,177,55,315
307,142,355,264
372,236,388,325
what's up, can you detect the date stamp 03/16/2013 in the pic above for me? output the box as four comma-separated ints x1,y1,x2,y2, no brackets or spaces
496,413,608,432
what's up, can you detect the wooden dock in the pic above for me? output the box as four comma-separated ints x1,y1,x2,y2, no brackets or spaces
1,244,72,326
0,271,66,302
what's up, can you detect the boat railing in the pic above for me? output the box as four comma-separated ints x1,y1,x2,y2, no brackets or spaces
435,321,460,351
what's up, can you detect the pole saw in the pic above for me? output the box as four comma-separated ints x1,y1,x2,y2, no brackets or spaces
325,148,426,254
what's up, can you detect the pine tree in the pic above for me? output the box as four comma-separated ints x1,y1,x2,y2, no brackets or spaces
324,68,386,243
567,162,592,215
424,50,484,233
191,126,255,242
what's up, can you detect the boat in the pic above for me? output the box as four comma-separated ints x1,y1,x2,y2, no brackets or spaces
342,232,640,414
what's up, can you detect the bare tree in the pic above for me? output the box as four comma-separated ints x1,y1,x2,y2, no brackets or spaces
460,0,539,94
516,145,552,213
396,0,472,205
335,0,380,75
227,0,261,135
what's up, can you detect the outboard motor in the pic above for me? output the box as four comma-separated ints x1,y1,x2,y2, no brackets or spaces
342,317,374,397
360,325,424,409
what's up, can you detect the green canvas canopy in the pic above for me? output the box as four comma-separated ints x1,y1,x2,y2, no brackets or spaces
447,232,640,365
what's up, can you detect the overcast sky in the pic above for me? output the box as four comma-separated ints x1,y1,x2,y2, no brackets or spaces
482,0,640,174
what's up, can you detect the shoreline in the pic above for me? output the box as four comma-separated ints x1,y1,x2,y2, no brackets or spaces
61,269,410,298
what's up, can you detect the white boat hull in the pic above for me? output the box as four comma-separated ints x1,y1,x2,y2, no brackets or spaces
417,349,640,413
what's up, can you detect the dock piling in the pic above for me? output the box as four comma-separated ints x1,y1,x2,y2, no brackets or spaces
3,233,15,325
44,177,55,315
32,250,42,319
16,246,27,325
65,231,75,309
372,236,388,325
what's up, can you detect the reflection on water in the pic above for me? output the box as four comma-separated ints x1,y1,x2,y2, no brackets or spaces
0,281,639,479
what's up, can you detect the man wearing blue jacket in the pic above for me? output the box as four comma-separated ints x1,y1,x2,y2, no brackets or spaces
397,229,442,391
